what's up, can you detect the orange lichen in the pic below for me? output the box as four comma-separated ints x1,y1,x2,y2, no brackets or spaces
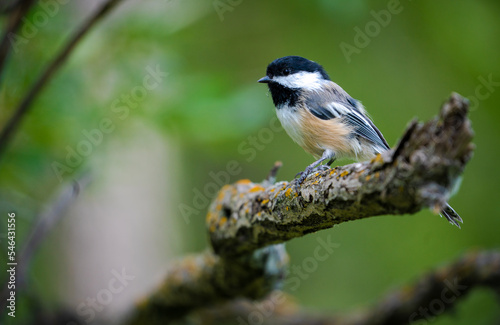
184,259,198,273
136,297,149,309
236,179,252,185
216,187,229,201
365,174,371,181
204,255,217,267
370,153,384,164
285,187,293,197
219,216,228,227
340,170,349,178
261,199,269,205
249,185,265,193
206,211,216,223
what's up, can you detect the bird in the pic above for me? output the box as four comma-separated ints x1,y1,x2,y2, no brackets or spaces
258,55,463,228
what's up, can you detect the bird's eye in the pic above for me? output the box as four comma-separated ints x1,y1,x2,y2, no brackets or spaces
283,68,291,76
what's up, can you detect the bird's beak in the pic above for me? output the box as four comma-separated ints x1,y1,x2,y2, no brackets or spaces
258,76,271,83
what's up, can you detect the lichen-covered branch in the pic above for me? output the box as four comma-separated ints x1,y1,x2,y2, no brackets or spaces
208,93,473,257
129,94,474,324
129,245,289,325
192,250,500,325
342,249,500,325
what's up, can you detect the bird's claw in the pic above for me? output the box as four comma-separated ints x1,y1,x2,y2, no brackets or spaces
314,165,331,172
294,165,331,191
294,168,310,191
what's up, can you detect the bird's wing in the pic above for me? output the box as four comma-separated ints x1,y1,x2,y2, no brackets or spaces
306,90,390,151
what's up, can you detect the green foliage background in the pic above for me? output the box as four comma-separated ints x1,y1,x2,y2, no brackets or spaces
1,0,500,324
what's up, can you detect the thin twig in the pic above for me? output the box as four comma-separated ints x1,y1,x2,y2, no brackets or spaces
0,0,24,14
0,173,91,311
265,161,283,183
0,0,127,159
0,0,35,78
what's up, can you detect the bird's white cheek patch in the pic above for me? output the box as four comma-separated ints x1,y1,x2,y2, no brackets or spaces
273,71,325,91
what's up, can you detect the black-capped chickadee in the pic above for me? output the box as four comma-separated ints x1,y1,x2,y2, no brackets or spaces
258,55,463,227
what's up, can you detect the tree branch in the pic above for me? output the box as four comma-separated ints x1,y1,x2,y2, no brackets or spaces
0,0,35,78
129,245,289,325
209,93,473,257
342,250,500,325
129,93,475,323
192,250,500,325
0,0,127,159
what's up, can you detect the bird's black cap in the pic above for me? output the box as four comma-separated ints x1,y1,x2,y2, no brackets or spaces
260,56,330,81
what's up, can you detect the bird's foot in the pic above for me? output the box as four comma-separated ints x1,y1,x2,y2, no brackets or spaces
294,165,331,190
314,165,331,172
295,167,312,191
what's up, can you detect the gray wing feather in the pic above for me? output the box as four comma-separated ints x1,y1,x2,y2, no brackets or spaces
305,85,390,151
345,107,390,150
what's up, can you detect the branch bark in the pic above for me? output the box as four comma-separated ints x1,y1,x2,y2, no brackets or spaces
192,250,500,325
129,93,475,324
129,246,289,324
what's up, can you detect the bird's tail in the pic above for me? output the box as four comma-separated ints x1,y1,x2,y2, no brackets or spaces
440,204,463,228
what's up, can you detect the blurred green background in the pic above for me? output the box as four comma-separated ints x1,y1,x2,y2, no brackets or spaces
1,0,500,324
